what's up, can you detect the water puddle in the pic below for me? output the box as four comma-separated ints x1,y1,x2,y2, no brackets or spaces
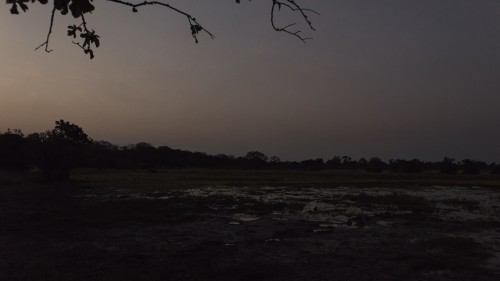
79,185,500,229
76,184,500,268
233,214,261,222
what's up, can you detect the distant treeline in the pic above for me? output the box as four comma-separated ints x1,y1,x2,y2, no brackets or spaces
1,120,499,181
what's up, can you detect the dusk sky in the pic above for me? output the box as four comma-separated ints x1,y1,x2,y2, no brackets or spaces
1,0,500,162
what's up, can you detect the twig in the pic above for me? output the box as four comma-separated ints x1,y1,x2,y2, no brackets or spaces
26,0,317,58
34,5,56,53
105,0,215,41
270,0,319,42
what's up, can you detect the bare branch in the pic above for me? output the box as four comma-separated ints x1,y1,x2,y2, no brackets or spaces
270,0,319,42
104,0,215,41
34,5,56,53
9,0,318,58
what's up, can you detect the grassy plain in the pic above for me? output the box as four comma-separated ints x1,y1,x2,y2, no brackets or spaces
1,169,500,281
73,168,500,190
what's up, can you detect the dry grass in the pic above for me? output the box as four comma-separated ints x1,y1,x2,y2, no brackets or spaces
71,169,500,192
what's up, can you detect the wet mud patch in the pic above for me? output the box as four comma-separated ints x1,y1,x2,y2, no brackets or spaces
2,183,500,280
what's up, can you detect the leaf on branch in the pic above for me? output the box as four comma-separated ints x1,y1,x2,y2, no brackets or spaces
80,30,100,49
10,4,19,14
55,0,70,15
189,22,204,43
18,1,29,12
8,0,50,14
67,24,82,38
53,0,94,18
10,0,315,59
84,48,94,59
69,0,94,18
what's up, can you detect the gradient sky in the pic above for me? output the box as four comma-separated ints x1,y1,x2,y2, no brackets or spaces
1,0,500,162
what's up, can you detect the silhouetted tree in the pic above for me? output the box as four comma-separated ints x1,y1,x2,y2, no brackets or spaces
245,151,269,162
7,0,318,59
439,157,458,175
268,155,282,169
86,140,119,169
2,121,497,175
244,151,269,169
341,156,358,170
133,142,158,168
388,159,425,173
358,158,368,171
326,156,342,170
366,157,387,173
460,159,487,175
29,120,92,181
490,162,500,175
300,158,325,171
269,156,281,163
407,159,425,173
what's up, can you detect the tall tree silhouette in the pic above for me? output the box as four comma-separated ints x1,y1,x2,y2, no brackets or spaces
7,0,318,59
28,120,92,181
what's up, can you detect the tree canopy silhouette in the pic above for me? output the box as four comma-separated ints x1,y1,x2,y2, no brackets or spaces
27,120,93,181
2,120,500,181
7,0,318,59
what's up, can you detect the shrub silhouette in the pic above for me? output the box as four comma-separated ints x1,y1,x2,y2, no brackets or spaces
28,120,92,181
1,121,498,176
0,129,30,170
439,157,458,175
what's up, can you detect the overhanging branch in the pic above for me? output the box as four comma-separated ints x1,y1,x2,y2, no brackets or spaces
9,0,318,59
104,0,215,42
270,0,319,42
34,5,56,53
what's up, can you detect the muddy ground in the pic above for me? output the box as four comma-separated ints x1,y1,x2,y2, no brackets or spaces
1,170,500,280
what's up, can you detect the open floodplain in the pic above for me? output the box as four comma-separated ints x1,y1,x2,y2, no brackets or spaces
1,169,500,281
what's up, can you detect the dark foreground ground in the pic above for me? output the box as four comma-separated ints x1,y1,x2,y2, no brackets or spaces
1,169,500,281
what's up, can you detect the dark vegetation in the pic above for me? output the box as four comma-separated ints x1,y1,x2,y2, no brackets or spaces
2,122,500,280
1,120,499,182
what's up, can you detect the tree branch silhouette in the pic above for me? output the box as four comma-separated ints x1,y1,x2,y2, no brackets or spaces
34,4,56,53
7,0,317,59
105,0,215,43
270,0,319,42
